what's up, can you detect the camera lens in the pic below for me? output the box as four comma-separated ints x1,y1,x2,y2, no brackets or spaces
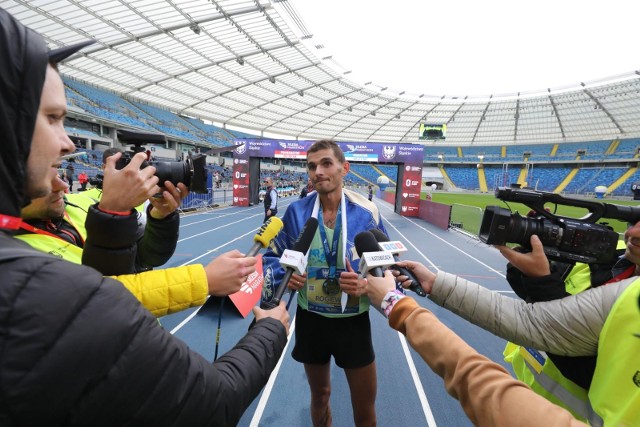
152,161,190,187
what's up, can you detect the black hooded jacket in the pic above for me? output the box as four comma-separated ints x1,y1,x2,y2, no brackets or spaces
0,8,287,426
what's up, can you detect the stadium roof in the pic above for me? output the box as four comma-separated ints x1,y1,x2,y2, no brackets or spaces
4,0,640,145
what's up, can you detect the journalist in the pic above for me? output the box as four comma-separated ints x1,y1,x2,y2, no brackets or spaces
390,253,639,426
0,9,289,426
363,270,589,427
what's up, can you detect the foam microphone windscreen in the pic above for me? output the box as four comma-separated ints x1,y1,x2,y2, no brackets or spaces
254,216,284,248
369,228,390,244
354,230,381,257
291,217,319,253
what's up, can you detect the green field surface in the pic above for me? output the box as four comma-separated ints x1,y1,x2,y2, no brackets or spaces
422,191,640,235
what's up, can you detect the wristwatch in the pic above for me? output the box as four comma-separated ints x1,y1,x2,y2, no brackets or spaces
380,290,405,318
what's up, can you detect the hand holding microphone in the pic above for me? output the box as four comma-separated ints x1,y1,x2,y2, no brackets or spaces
354,230,396,278
369,229,426,297
247,217,284,257
204,217,283,296
261,217,319,310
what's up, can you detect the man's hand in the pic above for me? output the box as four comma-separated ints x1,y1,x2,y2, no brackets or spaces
253,302,290,335
363,270,396,311
100,152,160,212
339,258,366,297
392,260,437,294
148,181,189,219
495,235,550,277
204,250,257,296
288,271,307,291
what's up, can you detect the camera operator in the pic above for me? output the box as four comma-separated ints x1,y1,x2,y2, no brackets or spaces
497,232,632,423
82,147,187,274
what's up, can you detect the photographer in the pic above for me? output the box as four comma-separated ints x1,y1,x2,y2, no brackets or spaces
82,147,186,274
18,173,254,317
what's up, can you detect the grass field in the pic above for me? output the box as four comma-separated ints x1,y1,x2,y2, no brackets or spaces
422,191,640,235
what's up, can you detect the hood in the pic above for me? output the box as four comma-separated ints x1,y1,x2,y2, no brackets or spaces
0,8,49,218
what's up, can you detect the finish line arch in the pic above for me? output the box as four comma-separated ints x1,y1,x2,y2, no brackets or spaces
232,140,424,217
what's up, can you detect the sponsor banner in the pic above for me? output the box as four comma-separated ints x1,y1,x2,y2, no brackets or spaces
274,150,307,159
229,255,264,317
344,153,378,162
400,204,420,217
232,161,250,206
233,139,424,165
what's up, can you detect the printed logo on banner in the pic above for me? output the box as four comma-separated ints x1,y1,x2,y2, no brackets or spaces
402,206,408,212
234,142,246,154
382,145,396,160
233,184,238,189
403,193,408,198
234,197,238,202
278,142,287,149
405,165,410,171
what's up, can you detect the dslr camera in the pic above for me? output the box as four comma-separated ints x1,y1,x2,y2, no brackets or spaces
479,187,640,264
115,130,207,194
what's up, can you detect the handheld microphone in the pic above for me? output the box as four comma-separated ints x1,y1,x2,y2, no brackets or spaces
246,217,284,257
262,217,319,309
369,229,426,297
354,231,395,277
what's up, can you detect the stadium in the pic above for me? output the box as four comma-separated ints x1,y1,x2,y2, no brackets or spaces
4,0,639,425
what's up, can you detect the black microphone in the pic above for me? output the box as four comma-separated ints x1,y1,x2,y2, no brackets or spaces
262,217,319,309
246,217,284,257
369,229,426,297
354,231,394,277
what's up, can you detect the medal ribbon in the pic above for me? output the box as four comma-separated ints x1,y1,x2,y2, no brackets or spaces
318,206,342,280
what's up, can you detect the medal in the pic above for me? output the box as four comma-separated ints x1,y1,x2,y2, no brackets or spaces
323,277,340,295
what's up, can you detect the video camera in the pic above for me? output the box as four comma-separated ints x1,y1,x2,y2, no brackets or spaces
115,130,208,194
479,187,640,264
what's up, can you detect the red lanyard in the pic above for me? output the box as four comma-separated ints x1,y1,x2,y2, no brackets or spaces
19,211,84,245
0,214,22,230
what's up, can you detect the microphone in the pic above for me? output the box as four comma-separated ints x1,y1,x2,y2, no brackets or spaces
262,217,319,309
354,231,395,277
246,217,284,257
369,229,426,297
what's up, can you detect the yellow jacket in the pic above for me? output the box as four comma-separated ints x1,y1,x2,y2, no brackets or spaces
15,232,208,317
111,264,208,317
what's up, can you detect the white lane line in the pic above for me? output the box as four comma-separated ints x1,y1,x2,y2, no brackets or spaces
177,199,295,242
249,315,297,427
399,333,438,427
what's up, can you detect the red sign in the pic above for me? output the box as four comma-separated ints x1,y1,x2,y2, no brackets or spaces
228,255,264,317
